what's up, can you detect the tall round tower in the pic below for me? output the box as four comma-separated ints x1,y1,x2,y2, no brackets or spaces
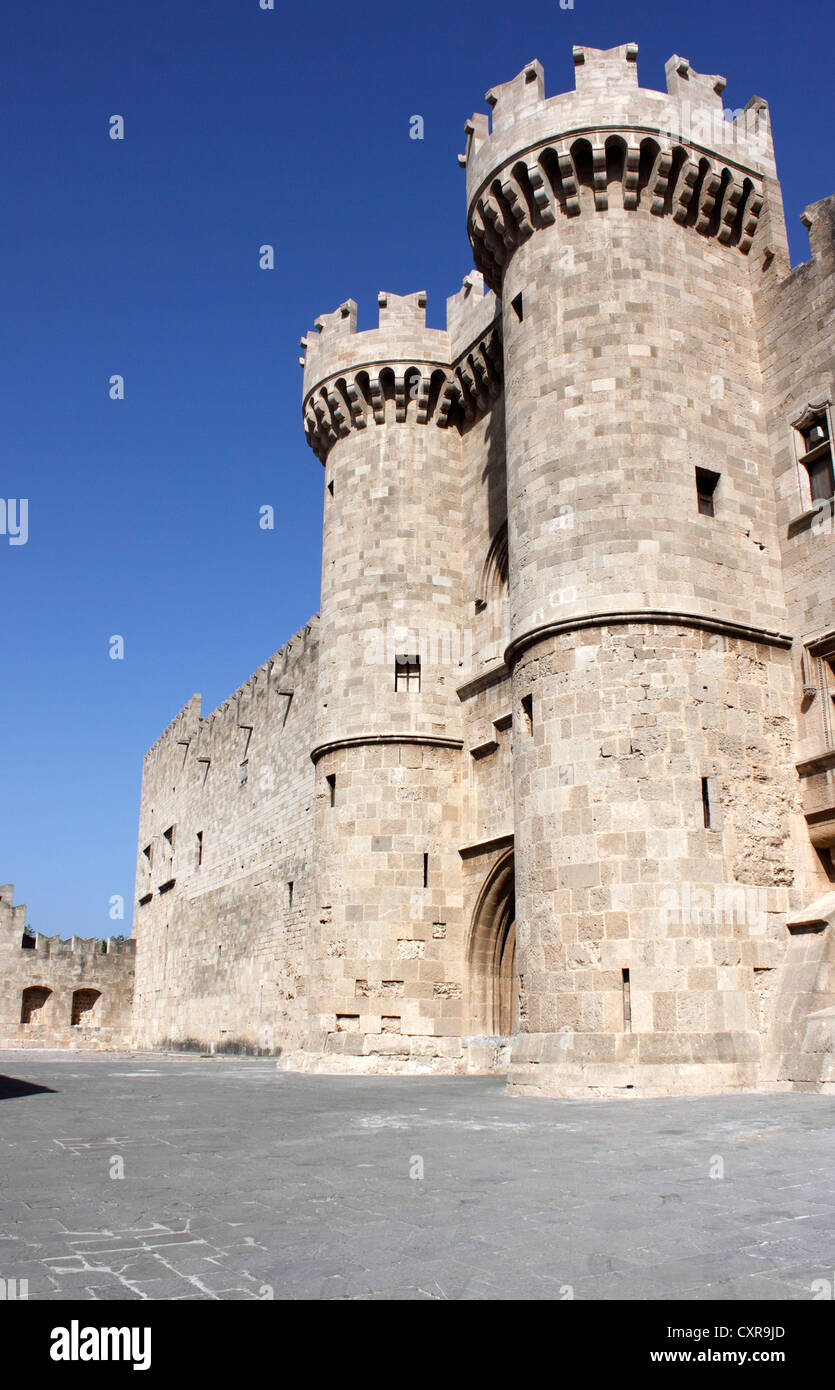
463,45,799,1094
298,287,502,1070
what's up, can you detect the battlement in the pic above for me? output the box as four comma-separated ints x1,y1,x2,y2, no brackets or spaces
143,618,319,764
301,278,501,461
0,884,27,932
0,883,134,958
463,45,777,292
23,934,136,959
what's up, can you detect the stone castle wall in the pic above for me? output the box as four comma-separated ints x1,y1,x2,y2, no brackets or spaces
0,886,135,1049
130,621,319,1056
7,41,829,1095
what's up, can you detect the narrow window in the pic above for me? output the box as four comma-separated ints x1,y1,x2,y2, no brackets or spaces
239,761,248,785
287,880,294,909
395,654,421,692
142,843,152,868
695,468,719,516
798,413,834,503
327,479,334,497
521,694,533,736
511,292,523,322
326,773,336,807
701,776,712,828
163,825,175,850
621,968,632,1032
196,830,203,867
423,853,429,888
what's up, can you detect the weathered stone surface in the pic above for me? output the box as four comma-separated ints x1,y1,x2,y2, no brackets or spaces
8,44,834,1100
0,887,134,1049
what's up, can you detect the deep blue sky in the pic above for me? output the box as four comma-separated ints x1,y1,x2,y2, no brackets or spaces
1,0,832,938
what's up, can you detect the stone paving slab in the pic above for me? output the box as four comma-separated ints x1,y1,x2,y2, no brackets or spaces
0,1049,833,1301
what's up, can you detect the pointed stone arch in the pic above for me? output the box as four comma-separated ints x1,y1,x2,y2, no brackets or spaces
467,849,517,1037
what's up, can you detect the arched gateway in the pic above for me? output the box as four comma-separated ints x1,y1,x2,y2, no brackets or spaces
467,850,517,1038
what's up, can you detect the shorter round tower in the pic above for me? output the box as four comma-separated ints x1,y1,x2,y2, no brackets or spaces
297,285,504,1071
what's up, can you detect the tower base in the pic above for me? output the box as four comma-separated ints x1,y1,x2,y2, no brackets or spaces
507,1031,762,1098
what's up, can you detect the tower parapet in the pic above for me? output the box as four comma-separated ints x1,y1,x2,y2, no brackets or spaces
462,45,778,294
301,281,501,462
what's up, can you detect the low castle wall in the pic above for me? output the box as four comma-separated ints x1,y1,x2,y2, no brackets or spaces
0,886,135,1049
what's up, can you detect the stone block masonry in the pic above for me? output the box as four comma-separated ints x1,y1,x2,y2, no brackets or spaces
0,886,134,1049
11,41,834,1098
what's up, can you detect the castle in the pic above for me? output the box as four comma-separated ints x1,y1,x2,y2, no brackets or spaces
5,44,835,1096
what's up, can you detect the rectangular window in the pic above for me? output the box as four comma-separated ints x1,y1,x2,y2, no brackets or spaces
196,831,203,867
142,844,152,867
163,826,175,851
287,880,294,909
395,654,421,692
696,468,720,517
701,776,712,829
326,773,336,807
511,292,523,322
797,411,834,503
423,853,429,888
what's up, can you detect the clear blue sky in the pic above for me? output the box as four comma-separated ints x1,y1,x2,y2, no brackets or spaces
1,0,832,938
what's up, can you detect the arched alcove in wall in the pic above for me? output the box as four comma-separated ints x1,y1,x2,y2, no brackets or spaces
467,849,517,1037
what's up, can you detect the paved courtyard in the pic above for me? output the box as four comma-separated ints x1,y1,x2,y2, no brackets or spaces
0,1050,833,1301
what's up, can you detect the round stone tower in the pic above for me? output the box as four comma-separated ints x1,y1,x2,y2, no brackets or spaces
463,44,798,1094
298,287,502,1070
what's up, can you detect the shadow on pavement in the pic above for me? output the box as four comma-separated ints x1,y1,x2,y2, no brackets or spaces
0,1073,57,1100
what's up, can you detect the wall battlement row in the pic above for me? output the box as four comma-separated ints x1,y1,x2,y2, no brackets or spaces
23,934,135,959
0,884,134,958
143,617,319,765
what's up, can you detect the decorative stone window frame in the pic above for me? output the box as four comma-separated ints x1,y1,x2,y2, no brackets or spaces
790,398,834,517
801,631,835,752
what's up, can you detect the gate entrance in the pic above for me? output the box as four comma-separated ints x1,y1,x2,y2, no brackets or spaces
468,850,517,1037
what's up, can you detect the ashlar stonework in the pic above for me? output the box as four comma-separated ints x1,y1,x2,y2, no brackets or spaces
12,43,835,1098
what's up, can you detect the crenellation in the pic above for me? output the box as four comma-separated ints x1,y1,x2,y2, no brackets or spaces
575,43,639,93
664,54,726,106
11,40,833,1097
